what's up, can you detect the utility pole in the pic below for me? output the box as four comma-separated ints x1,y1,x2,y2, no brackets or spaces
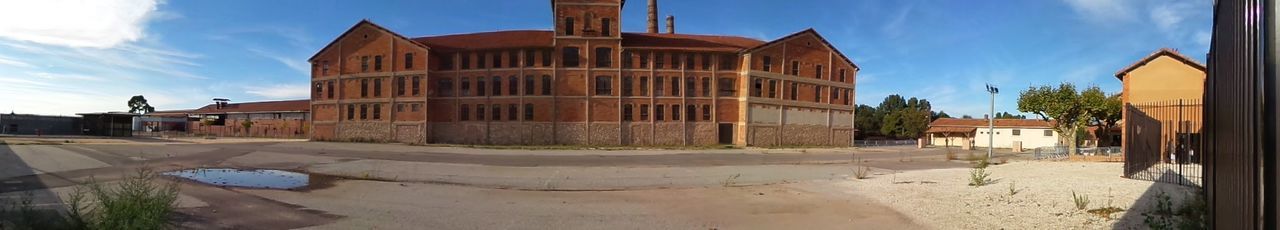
985,84,999,160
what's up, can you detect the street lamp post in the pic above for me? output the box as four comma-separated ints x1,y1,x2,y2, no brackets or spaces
985,84,999,160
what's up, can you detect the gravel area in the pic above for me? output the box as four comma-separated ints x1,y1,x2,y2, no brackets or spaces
831,161,1198,229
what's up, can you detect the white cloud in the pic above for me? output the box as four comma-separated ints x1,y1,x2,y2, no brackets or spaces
249,48,311,75
0,0,159,48
0,55,32,68
1062,0,1133,23
244,84,310,99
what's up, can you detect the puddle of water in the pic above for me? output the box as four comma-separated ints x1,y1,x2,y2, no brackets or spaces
164,168,313,190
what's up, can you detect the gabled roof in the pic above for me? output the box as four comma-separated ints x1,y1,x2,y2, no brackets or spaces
1114,48,1207,80
308,20,431,62
745,28,860,70
192,100,311,114
929,118,1055,128
621,32,764,52
413,30,554,52
408,30,764,53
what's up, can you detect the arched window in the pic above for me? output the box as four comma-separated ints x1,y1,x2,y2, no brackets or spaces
491,76,502,96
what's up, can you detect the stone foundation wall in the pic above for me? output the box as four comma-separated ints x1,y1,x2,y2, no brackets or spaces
832,129,853,146
627,123,652,145
555,123,588,145
687,122,717,145
489,123,526,145
528,123,555,145
654,123,683,145
781,125,830,146
337,122,391,142
749,125,779,147
589,123,621,145
394,124,424,144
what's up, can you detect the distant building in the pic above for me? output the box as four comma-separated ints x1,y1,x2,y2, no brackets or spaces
1115,48,1206,164
924,118,1060,150
184,100,310,139
308,0,859,146
0,113,82,135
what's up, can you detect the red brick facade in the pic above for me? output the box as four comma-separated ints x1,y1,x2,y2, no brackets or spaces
308,0,858,146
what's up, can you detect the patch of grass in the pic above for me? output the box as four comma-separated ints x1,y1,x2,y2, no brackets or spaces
1007,181,1019,196
852,165,870,179
1072,191,1091,210
975,158,991,168
1143,190,1207,230
1088,207,1125,220
1,168,179,230
968,167,992,187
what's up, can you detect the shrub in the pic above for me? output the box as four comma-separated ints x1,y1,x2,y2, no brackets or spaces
0,168,179,230
1143,191,1207,230
968,167,992,187
1007,181,1019,196
1072,191,1091,210
852,165,870,179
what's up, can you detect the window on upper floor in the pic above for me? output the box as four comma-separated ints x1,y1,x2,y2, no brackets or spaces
622,104,633,121
374,55,383,71
541,49,552,67
372,104,381,120
508,104,517,121
682,53,693,69
541,75,552,95
640,104,650,121
524,50,535,67
815,65,823,78
313,82,323,95
412,76,421,96
654,77,665,96
475,104,485,121
524,75,534,95
655,104,665,121
839,69,847,82
564,17,575,36
563,47,580,67
594,76,612,96
789,82,798,100
1044,130,1053,136
700,77,710,97
492,52,502,68
751,78,762,97
460,78,471,96
491,105,501,121
622,51,632,69
438,53,453,70
1012,129,1021,136
671,104,681,121
622,76,633,96
476,77,487,96
360,104,368,120
361,56,369,72
326,81,334,99
684,77,694,96
373,78,383,97
813,86,822,102
396,76,406,96
719,54,735,70
685,104,695,121
508,76,518,95
460,53,471,69
459,105,469,121
654,52,665,69
601,18,611,36
404,53,414,69
508,51,518,68
346,104,354,120
790,61,799,75
595,47,612,68
360,79,369,97
639,52,649,68
701,54,711,70
761,56,772,72
322,61,330,74
524,103,534,120
702,105,711,121
670,76,680,96
438,79,454,97
767,80,777,98
639,76,649,96
491,76,502,96
478,53,487,69
718,78,735,96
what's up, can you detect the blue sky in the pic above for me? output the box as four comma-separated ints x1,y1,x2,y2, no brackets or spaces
0,0,1211,116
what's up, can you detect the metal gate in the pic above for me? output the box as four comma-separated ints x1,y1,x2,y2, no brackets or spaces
1123,99,1203,186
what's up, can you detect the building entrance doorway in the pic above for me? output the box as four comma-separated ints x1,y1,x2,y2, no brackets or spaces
717,123,733,144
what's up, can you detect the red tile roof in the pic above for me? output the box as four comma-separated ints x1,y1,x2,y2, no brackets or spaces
1114,48,1207,80
929,118,1054,128
192,100,310,114
410,31,765,52
924,126,977,134
621,32,765,52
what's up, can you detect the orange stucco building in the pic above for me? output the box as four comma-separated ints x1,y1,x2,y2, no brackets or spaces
1116,48,1207,163
307,0,859,146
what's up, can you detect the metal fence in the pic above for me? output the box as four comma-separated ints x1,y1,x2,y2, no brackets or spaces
1123,99,1203,187
854,139,918,147
1032,146,1122,160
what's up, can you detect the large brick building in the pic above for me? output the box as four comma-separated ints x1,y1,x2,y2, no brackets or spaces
308,0,859,146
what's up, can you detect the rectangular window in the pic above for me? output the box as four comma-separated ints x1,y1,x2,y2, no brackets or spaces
541,75,552,95
314,82,323,95
655,105,665,121
1044,130,1053,136
761,56,772,72
491,76,501,96
562,47,580,67
813,86,822,102
361,56,369,72
719,54,735,70
767,80,777,98
601,18,611,36
524,104,534,120
622,104,633,121
838,69,846,82
682,53,693,69
491,105,501,121
508,104,517,121
541,49,552,67
405,53,414,69
412,76,421,96
789,82,798,100
374,78,383,97
671,104,681,121
508,76,518,95
702,105,711,121
654,77,665,96
439,54,453,70
622,76,633,96
639,76,649,96
700,77,710,97
396,76,406,96
524,75,534,95
412,103,420,112
622,51,632,69
476,105,485,121
524,50,535,67
460,78,471,96
360,104,368,120
654,52,664,69
639,52,649,68
460,105,469,121
346,104,354,120
832,88,840,101
685,104,695,121
595,47,612,68
477,77,487,96
670,76,680,96
595,76,612,95
492,52,502,69
565,17,575,36
478,53,487,69
751,78,762,97
701,53,711,70
508,51,518,68
360,79,369,97
640,104,650,121
326,81,334,99
684,77,694,97
374,55,383,71
438,79,454,97
1012,129,1021,136
372,104,381,120
717,78,735,96
815,65,823,78
790,61,799,75
322,61,330,74
460,53,471,69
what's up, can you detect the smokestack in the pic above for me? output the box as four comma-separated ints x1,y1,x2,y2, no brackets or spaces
647,0,658,33
665,15,675,34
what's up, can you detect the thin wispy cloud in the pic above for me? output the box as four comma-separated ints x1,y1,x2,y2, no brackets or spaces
0,0,159,48
248,48,311,75
244,84,310,99
1061,0,1134,23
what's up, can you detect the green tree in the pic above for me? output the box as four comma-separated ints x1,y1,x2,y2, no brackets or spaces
855,105,879,138
932,110,951,120
961,114,974,119
1017,83,1104,153
241,120,253,137
127,95,156,114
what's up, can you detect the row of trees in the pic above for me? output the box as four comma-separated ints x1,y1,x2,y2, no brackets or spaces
855,95,935,139
1016,83,1122,151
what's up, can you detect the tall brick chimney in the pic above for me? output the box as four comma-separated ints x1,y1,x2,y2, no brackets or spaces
647,0,658,33
666,15,675,34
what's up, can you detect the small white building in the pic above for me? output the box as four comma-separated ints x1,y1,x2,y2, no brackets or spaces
924,118,1063,151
